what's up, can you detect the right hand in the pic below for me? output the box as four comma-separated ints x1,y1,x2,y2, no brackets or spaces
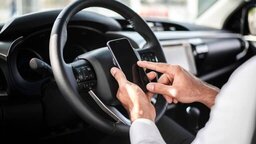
111,67,156,122
137,61,219,108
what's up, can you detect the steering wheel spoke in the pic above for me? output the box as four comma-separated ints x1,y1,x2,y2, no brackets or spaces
88,90,131,125
71,59,97,91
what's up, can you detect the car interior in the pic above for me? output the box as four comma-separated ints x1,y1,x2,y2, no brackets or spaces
0,0,256,143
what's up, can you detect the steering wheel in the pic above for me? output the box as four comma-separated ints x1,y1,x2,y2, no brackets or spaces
49,0,167,135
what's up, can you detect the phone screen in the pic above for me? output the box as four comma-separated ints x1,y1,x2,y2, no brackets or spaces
107,38,149,92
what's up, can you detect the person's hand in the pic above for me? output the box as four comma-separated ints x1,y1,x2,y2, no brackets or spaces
110,67,156,122
137,61,219,108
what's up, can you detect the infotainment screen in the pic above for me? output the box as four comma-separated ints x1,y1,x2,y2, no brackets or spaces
162,44,197,75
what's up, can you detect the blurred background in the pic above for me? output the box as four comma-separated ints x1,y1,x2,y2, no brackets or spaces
0,0,217,24
1,0,247,29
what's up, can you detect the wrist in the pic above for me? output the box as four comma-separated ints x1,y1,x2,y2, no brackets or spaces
129,106,156,122
199,83,220,108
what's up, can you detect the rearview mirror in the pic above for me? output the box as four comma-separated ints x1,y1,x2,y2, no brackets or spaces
248,7,256,35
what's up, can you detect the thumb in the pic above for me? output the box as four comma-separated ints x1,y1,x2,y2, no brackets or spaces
110,67,127,86
146,82,178,98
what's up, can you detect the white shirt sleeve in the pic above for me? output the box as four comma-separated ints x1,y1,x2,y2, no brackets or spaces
130,118,166,144
192,56,256,144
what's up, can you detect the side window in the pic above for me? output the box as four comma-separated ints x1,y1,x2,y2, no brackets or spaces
198,0,218,16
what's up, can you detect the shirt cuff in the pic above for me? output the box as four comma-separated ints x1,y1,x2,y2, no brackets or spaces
130,118,166,144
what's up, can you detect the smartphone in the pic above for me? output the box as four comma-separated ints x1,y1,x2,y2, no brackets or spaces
107,38,150,92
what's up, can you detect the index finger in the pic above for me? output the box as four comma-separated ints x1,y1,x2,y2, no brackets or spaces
137,61,170,74
110,67,127,86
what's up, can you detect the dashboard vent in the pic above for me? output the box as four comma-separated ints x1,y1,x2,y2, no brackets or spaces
146,21,189,31
116,19,188,32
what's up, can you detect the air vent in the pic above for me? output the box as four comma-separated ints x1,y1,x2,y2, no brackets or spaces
116,18,188,31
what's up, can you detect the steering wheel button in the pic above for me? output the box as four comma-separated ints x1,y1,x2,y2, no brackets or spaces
151,58,156,62
84,75,89,80
85,82,90,88
81,83,86,89
78,83,83,89
89,81,96,87
86,67,92,71
81,66,86,71
89,74,94,79
78,75,84,80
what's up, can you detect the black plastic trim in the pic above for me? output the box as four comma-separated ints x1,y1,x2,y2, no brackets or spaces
0,10,121,40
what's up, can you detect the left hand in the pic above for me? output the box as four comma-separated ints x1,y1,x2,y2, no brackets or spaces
110,67,156,122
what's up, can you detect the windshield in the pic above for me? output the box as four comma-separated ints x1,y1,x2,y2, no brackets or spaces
0,0,238,27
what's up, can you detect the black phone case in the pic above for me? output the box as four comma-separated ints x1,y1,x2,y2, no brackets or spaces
132,65,150,92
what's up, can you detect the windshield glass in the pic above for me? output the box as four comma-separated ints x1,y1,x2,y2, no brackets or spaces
0,0,221,25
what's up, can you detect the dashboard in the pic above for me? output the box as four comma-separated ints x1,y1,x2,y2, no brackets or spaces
0,10,249,97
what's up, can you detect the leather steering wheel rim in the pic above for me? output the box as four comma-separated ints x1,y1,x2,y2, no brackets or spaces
49,0,167,135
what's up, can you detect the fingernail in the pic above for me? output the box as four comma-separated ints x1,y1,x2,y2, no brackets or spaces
167,98,173,103
173,99,178,104
146,83,154,91
137,61,142,65
110,67,117,75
